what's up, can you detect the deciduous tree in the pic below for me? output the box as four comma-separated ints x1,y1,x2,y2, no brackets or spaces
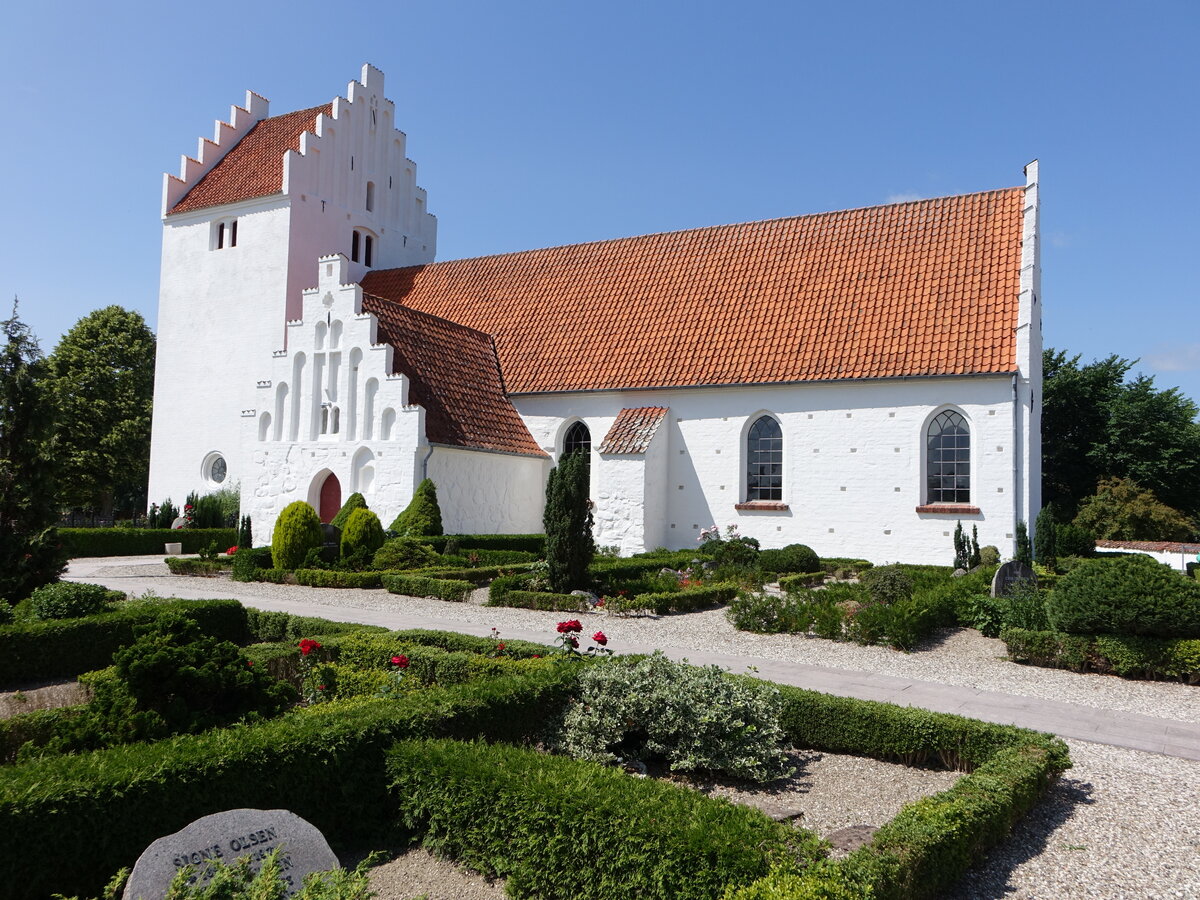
47,306,156,517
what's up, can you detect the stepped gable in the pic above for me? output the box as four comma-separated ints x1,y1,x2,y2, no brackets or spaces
361,188,1025,395
359,295,543,457
171,104,331,214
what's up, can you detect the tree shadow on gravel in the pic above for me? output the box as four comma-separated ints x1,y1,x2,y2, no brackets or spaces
942,776,1096,899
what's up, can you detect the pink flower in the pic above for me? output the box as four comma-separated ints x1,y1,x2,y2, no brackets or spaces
592,631,607,646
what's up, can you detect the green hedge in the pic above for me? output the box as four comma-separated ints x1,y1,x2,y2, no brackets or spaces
777,572,827,592
722,682,1070,900
389,738,823,900
60,528,238,558
421,534,546,554
497,589,589,612
381,574,474,603
389,628,553,659
0,705,89,765
244,608,387,643
0,599,250,686
406,563,538,585
294,569,383,589
0,668,577,900
819,558,875,575
1001,627,1200,683
609,583,738,615
164,557,232,576
230,546,275,581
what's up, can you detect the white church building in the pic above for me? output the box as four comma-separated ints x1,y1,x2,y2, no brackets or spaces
148,64,1042,564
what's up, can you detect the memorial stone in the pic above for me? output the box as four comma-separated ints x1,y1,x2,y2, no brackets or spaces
123,808,339,900
991,560,1038,598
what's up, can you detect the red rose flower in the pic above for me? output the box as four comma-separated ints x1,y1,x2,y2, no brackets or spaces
567,635,579,648
556,619,583,634
299,638,322,656
592,631,607,645
497,642,506,651
227,546,239,555
391,655,409,668
317,685,326,691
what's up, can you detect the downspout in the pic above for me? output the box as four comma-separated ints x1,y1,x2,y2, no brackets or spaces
420,444,434,482
1012,373,1021,555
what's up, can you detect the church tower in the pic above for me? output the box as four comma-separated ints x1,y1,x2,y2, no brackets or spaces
148,65,436,511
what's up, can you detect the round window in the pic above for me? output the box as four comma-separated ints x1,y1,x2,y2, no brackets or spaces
207,454,227,484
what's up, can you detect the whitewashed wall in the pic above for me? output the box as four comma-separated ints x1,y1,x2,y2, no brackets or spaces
517,374,1029,565
427,446,546,535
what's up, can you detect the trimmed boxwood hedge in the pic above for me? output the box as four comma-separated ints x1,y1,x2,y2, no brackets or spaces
389,738,824,900
498,589,589,612
421,534,545,554
608,583,738,615
164,557,232,576
1002,627,1200,683
406,563,537,585
0,599,250,686
777,572,827,592
294,569,383,589
60,528,238,558
0,669,577,900
382,573,474,602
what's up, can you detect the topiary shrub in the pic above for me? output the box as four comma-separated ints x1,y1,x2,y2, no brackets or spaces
237,514,253,549
271,501,323,570
979,545,1001,567
28,582,120,620
389,479,444,536
543,453,594,593
340,508,385,560
558,652,792,782
859,564,914,605
756,543,819,575
1046,554,1200,638
372,538,440,571
330,492,368,532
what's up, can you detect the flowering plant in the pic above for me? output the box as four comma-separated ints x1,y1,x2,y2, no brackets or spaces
297,638,332,704
226,545,239,556
375,652,410,699
488,626,513,659
184,503,195,528
554,620,613,658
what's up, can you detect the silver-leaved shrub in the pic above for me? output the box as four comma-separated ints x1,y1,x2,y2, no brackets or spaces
559,652,792,782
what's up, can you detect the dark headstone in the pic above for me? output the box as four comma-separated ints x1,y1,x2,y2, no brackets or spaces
991,560,1038,598
123,808,338,900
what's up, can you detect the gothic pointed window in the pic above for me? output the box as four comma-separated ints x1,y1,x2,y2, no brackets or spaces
926,410,970,504
746,415,783,501
563,421,591,458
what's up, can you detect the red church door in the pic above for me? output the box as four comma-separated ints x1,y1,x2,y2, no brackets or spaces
318,473,342,523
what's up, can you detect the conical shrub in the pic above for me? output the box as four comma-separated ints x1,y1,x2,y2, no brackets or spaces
389,479,444,536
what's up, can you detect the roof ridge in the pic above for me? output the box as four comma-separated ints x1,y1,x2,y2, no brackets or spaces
377,185,1024,273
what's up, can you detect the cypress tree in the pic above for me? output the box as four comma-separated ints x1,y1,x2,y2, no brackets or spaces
543,450,595,593
1014,520,1033,566
0,299,66,602
1034,505,1058,571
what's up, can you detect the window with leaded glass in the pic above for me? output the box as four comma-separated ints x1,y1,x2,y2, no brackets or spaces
746,415,783,501
564,421,591,458
926,410,970,503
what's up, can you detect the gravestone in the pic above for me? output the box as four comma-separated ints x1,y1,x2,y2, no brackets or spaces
123,808,339,900
991,560,1038,598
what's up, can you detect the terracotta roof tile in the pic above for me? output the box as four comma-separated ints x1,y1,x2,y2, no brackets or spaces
1095,539,1200,554
170,104,331,214
361,188,1025,394
359,295,543,457
598,407,668,455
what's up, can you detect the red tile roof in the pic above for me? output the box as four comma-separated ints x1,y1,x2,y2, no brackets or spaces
599,407,668,455
359,295,543,456
362,188,1025,394
170,105,331,214
1095,540,1200,554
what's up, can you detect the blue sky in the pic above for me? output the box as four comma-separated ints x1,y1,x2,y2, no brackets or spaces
2,1,1197,404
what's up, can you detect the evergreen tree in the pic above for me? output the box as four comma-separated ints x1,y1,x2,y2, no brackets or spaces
1034,506,1058,571
1014,520,1033,566
543,450,594,592
389,479,443,536
0,300,66,602
47,306,156,517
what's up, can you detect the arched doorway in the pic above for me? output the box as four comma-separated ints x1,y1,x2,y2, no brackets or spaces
318,472,342,523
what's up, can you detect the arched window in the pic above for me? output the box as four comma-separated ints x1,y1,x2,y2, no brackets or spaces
927,410,970,504
563,421,591,458
746,415,783,501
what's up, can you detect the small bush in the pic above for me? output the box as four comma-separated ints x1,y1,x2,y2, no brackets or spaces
293,569,383,589
59,529,238,558
559,652,793,782
609,583,738,615
1055,523,1096,559
726,591,815,634
340,508,385,560
272,502,323,571
777,572,826,592
860,564,914,605
1046,554,1200,638
330,492,369,531
230,546,274,582
389,478,444,536
757,543,819,575
28,582,119,620
979,545,1001,567
372,538,440,571
164,557,230,576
